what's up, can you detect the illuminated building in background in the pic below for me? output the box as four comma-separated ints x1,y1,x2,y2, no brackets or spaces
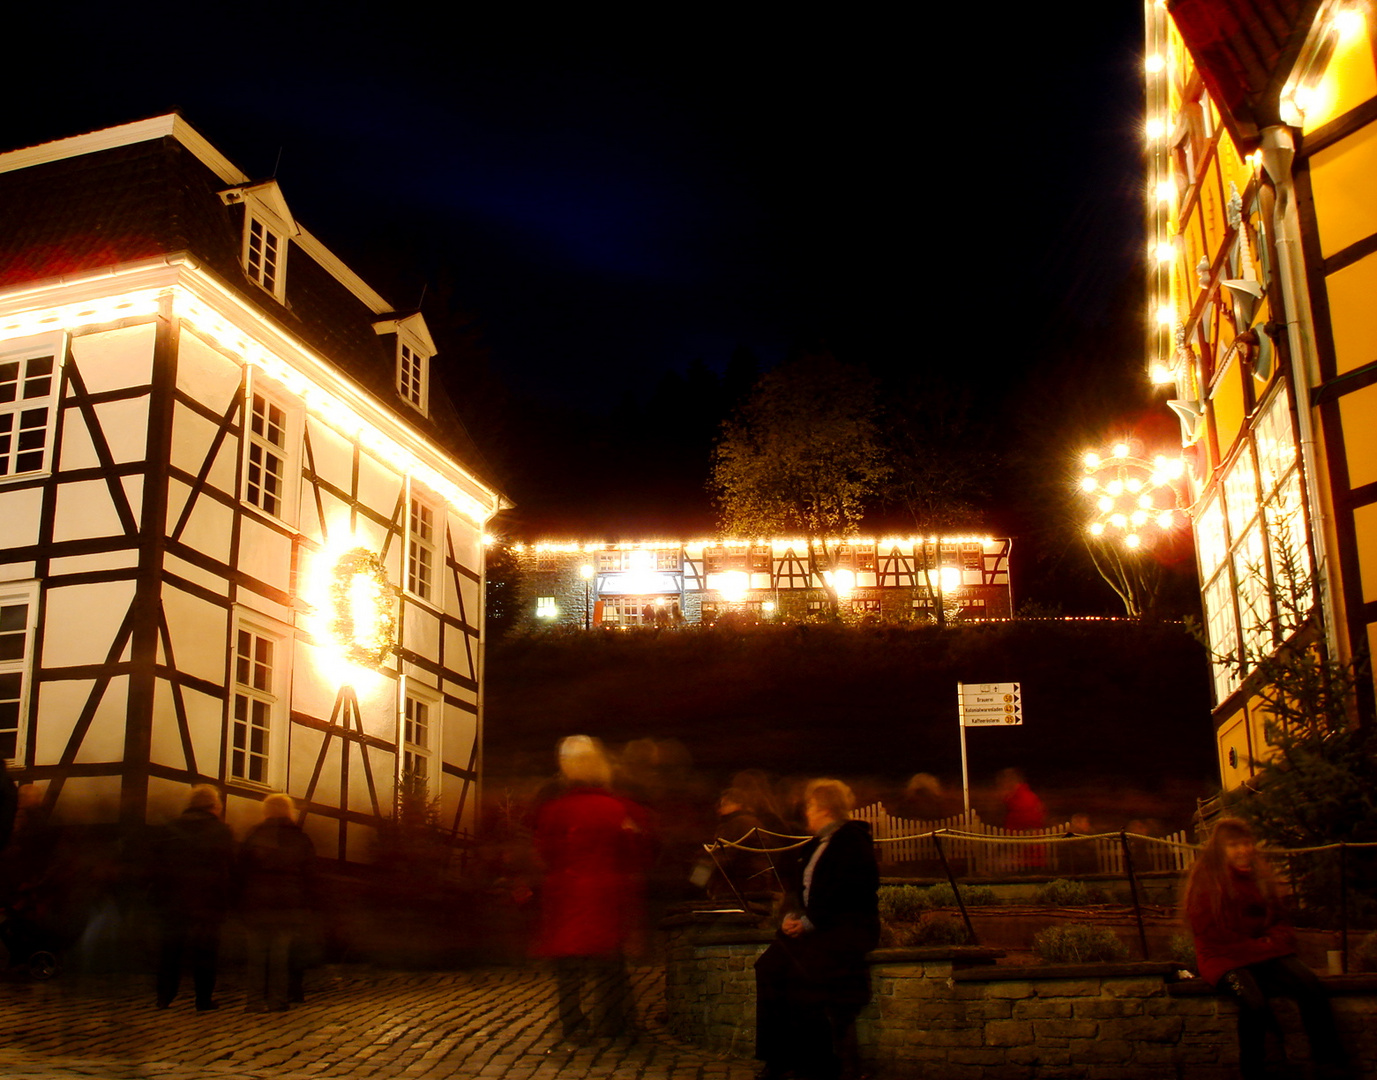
1145,0,1377,789
0,117,506,859
511,537,1012,627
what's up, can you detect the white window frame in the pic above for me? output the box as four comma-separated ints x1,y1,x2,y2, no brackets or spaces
406,489,440,604
536,596,558,619
0,332,64,481
0,581,40,766
400,681,440,794
228,612,289,789
396,337,430,416
241,371,299,524
244,216,286,299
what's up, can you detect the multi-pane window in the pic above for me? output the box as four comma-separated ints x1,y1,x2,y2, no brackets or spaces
245,391,289,517
407,496,437,601
0,588,36,763
246,218,283,296
231,628,276,784
403,694,431,785
0,352,56,477
1197,388,1311,703
536,596,558,619
398,342,427,413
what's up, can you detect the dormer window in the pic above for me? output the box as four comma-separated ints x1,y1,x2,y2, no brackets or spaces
372,312,436,417
219,181,297,304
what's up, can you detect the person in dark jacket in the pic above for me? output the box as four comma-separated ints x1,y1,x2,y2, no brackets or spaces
238,793,316,1012
152,785,235,1011
754,778,879,1080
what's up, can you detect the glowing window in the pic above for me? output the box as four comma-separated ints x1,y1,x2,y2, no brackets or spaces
407,496,437,601
0,348,58,478
398,341,428,414
231,628,276,785
246,217,284,297
0,583,38,764
536,596,558,619
245,391,290,518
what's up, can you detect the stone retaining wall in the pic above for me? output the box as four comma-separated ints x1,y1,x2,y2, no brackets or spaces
662,913,1377,1078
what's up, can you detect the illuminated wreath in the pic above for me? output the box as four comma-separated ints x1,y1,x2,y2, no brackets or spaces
328,547,397,668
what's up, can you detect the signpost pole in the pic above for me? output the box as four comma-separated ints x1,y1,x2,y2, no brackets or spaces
958,684,971,816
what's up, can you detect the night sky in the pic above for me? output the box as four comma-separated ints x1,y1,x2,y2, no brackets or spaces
5,6,1170,611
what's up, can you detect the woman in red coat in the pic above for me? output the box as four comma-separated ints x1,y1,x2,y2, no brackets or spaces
1184,818,1349,1079
533,737,648,1041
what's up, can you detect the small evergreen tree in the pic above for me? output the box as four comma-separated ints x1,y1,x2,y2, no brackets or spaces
1199,523,1377,924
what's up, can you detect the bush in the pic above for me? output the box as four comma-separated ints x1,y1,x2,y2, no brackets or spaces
878,885,930,923
1167,932,1197,971
1032,924,1129,964
927,883,998,908
1035,879,1111,906
880,913,971,948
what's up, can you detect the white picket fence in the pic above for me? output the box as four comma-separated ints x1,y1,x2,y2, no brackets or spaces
851,802,1195,876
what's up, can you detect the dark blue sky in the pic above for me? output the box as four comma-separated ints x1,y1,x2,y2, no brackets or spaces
6,5,1147,410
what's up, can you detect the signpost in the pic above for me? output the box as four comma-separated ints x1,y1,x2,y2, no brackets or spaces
957,682,1023,814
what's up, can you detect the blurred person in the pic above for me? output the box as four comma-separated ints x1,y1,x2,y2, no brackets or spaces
996,767,1046,870
732,768,789,837
1184,818,1351,1079
151,784,234,1011
754,778,879,1080
894,772,950,822
534,736,650,1041
701,787,776,902
237,793,316,1012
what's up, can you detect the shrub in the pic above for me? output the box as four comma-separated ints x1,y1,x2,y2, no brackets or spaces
1032,924,1129,964
1167,932,1197,971
1035,878,1111,906
1355,931,1377,973
927,883,998,908
880,913,972,948
878,885,929,923
911,914,972,947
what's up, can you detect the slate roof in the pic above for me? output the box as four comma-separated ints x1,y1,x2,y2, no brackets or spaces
1168,0,1323,150
0,129,498,497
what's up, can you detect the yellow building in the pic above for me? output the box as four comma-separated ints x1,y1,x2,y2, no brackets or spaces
1146,0,1377,788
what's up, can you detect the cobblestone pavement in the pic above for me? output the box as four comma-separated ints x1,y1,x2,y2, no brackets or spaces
0,964,759,1080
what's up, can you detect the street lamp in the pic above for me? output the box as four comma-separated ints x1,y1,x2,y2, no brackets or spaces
1077,438,1189,617
579,564,593,630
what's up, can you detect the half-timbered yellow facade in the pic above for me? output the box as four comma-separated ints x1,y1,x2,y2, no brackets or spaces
1147,0,1377,787
0,117,505,860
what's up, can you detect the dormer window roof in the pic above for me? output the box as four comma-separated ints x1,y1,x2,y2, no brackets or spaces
220,181,298,303
373,312,435,416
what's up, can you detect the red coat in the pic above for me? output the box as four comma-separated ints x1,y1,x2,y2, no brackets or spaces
1187,866,1296,986
533,785,648,958
1003,782,1046,831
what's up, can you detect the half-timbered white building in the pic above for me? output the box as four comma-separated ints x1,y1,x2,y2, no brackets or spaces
513,536,1013,627
0,116,506,862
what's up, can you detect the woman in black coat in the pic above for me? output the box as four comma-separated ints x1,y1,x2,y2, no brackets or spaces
754,778,879,1080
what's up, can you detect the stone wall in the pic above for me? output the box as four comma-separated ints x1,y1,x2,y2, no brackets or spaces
662,912,1377,1078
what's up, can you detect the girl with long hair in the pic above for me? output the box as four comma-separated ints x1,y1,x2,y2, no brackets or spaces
1184,818,1350,1078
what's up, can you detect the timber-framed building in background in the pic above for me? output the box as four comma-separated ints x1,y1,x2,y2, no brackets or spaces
0,116,505,860
1146,0,1377,788
510,536,1012,628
